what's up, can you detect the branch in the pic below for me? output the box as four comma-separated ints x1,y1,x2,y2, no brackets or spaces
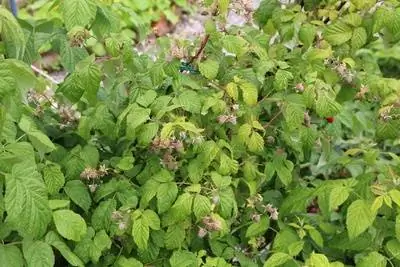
30,65,61,85
188,34,210,64
263,110,282,129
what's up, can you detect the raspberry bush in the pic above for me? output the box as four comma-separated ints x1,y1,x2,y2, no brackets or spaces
1,0,400,266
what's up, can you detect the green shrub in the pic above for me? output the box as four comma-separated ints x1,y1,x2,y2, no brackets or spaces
1,0,400,266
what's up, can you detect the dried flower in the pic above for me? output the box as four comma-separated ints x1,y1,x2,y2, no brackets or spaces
251,213,261,223
197,227,208,238
88,184,98,193
295,83,304,93
265,204,279,221
80,167,100,180
202,216,222,231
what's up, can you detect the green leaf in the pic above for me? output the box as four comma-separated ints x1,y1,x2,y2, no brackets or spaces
157,182,178,214
246,216,269,238
165,223,186,249
396,215,400,241
53,209,87,241
199,59,219,79
18,115,56,153
193,194,212,220
0,245,24,267
177,90,202,114
225,82,239,101
274,70,293,91
0,7,25,59
58,56,101,103
169,250,197,267
389,189,400,207
385,239,400,260
306,252,330,266
239,81,258,106
23,241,54,267
91,199,116,231
273,156,293,186
60,43,89,73
351,27,367,50
126,107,151,138
284,103,304,130
64,180,92,212
5,163,51,238
222,35,248,57
132,217,150,250
324,21,353,46
137,90,158,108
247,132,264,153
316,91,341,117
42,164,65,195
217,0,229,16
45,231,84,267
356,251,386,267
49,200,71,210
142,210,160,230
91,5,120,37
114,257,143,267
62,0,97,30
346,199,375,239
263,253,292,267
308,228,324,247
299,23,316,48
329,187,349,210
137,123,159,146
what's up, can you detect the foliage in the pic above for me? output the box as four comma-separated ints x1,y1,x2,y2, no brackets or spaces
1,0,400,266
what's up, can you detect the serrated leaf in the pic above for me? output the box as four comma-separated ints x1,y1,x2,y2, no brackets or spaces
264,253,292,267
226,82,238,101
193,194,212,220
42,164,65,195
142,210,160,230
91,5,120,37
45,231,84,267
274,70,293,91
165,223,186,249
306,252,330,266
157,182,178,213
91,199,116,231
356,251,386,267
115,257,143,267
246,216,269,238
324,21,353,46
389,189,400,207
346,199,375,239
351,27,367,50
64,180,92,212
23,241,54,267
0,7,25,59
199,59,219,79
308,228,324,247
247,132,264,153
18,115,56,153
177,90,202,114
53,209,87,242
273,156,293,186
316,91,341,117
132,217,149,250
62,0,97,30
5,163,51,238
222,35,248,57
0,245,24,267
329,187,349,210
284,103,304,130
126,107,151,138
299,23,316,48
239,81,258,106
169,250,197,267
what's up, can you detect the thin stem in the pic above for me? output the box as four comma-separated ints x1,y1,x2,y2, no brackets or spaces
263,110,283,129
31,64,61,85
188,34,210,64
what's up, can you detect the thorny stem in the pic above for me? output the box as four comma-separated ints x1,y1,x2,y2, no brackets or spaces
188,34,210,64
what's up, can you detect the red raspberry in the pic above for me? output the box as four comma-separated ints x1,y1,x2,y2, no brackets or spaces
325,117,334,123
